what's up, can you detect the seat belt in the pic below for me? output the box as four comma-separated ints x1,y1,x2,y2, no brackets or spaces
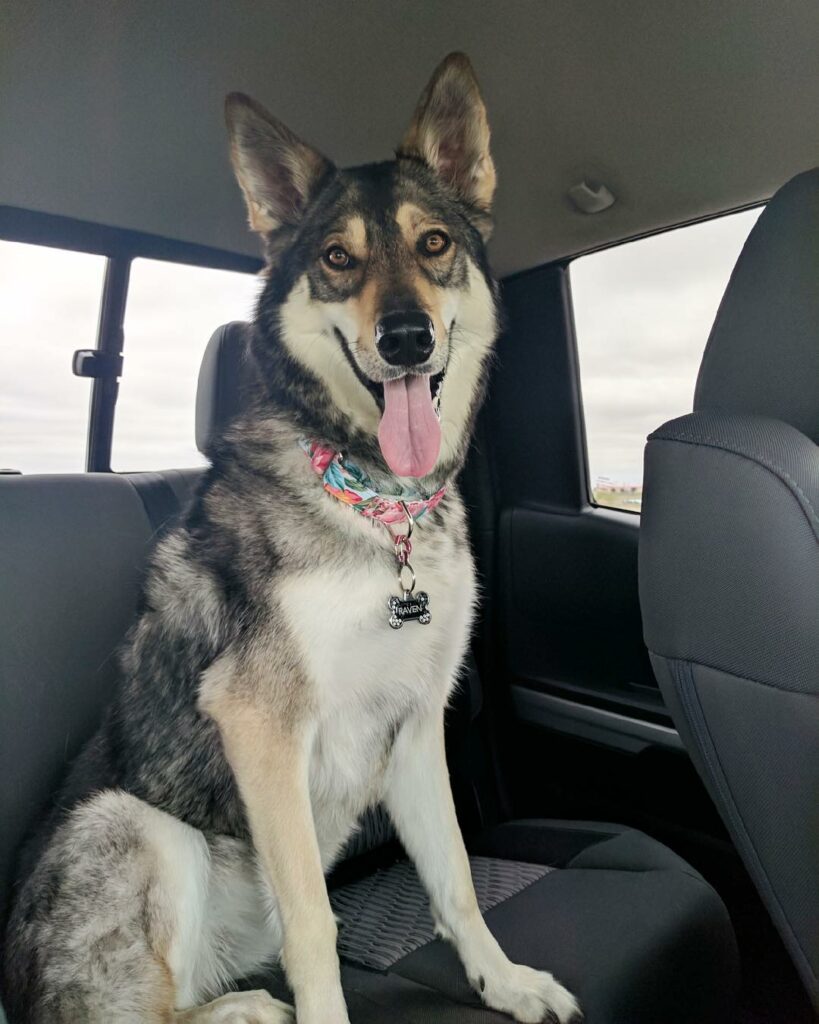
126,472,183,544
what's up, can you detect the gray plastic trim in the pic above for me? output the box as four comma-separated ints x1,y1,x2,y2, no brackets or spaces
511,685,684,753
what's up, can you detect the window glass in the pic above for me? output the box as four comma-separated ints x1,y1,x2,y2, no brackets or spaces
571,208,762,512
0,240,105,474
114,259,261,470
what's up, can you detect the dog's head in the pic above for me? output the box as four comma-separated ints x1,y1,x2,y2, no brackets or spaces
226,53,498,481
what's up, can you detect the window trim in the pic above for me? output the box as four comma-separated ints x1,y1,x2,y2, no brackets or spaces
503,197,767,287
0,206,263,273
86,257,130,472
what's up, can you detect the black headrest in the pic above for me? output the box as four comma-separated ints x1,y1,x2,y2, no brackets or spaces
195,322,253,453
695,168,819,443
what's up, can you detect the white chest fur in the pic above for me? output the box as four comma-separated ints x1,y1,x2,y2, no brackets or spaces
277,527,476,859
279,539,474,706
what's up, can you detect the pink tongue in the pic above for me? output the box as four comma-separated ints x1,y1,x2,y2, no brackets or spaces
378,375,441,478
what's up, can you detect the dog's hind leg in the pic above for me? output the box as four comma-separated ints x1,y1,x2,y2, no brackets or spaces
5,790,285,1023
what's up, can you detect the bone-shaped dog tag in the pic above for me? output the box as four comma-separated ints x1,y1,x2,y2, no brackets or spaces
387,591,431,629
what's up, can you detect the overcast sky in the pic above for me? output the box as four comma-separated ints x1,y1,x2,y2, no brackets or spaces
113,259,260,471
1,245,260,473
572,206,761,484
2,208,760,480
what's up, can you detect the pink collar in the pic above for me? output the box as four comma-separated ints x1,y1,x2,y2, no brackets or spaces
301,439,446,526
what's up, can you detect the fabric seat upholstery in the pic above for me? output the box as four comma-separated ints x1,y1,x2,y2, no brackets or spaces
244,821,737,1023
329,821,736,1024
0,474,156,932
639,168,819,1010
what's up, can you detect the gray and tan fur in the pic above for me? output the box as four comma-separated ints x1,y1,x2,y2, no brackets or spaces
3,54,580,1024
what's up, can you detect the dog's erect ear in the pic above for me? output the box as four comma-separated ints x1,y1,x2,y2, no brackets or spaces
399,53,496,214
225,93,334,233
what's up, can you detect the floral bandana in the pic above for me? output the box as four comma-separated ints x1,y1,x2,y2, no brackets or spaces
300,439,446,526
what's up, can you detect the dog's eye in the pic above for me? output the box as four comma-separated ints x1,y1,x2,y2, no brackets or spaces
324,246,352,269
421,231,451,256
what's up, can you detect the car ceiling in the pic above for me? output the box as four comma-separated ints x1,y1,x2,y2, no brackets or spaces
2,0,818,276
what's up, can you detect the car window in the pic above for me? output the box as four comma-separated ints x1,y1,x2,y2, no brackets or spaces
571,207,763,512
113,258,261,471
0,240,105,474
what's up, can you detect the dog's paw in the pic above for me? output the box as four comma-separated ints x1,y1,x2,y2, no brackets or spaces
478,963,581,1024
182,990,295,1023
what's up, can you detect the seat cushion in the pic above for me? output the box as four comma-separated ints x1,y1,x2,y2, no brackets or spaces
331,856,552,971
248,819,738,1024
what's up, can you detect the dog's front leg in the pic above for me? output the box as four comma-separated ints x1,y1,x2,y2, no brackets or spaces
204,686,349,1024
384,708,581,1024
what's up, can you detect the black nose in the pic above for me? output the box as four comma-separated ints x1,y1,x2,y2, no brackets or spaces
375,311,435,366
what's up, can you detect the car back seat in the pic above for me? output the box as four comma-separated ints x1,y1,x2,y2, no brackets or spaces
0,323,739,1023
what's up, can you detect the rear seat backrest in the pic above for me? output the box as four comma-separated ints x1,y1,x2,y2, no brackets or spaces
0,474,156,927
0,326,252,927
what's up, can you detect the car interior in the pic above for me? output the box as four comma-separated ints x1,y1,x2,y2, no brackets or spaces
1,4,817,1023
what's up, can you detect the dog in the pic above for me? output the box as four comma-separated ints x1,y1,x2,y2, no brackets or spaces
3,53,580,1024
